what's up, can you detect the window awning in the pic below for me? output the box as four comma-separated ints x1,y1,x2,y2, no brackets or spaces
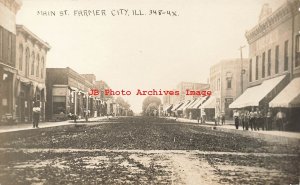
177,100,191,111
186,98,200,109
182,99,197,110
68,86,79,92
192,96,209,109
163,104,173,111
200,96,216,109
229,75,286,108
269,77,300,108
171,101,184,111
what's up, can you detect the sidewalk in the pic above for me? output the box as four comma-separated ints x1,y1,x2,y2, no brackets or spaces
0,117,108,133
166,117,300,140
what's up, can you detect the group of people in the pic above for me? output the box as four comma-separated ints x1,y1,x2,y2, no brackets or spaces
233,107,286,131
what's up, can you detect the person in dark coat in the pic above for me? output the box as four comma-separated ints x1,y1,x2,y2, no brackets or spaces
233,110,240,129
221,112,225,125
266,108,272,130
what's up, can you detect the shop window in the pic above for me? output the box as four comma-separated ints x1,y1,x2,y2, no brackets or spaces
53,96,66,114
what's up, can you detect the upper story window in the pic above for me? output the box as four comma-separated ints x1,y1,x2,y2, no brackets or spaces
36,54,40,77
19,44,23,71
296,35,300,68
267,49,271,76
255,56,259,80
284,40,288,71
249,59,252,82
31,52,35,75
7,34,12,64
0,27,2,60
217,78,220,91
262,52,265,78
25,48,30,77
41,57,44,79
275,45,279,74
226,72,232,89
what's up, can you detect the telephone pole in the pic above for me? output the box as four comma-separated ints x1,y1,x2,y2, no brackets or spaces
239,45,246,93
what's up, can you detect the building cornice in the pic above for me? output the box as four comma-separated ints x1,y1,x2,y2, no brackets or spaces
245,0,299,44
16,24,51,51
0,0,22,14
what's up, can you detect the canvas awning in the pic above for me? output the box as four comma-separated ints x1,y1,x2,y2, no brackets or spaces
69,86,79,92
189,97,205,109
269,77,300,108
171,101,184,111
177,100,191,111
186,98,200,109
229,75,286,108
200,96,216,109
163,104,173,111
182,99,197,110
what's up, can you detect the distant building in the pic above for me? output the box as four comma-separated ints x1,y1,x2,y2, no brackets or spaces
176,81,209,102
162,82,209,118
45,67,96,120
210,59,249,119
15,25,51,122
0,0,22,122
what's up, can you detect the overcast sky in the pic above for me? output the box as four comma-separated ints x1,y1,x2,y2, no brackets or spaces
16,0,285,113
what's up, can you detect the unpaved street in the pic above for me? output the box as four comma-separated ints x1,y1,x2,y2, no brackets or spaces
0,117,299,184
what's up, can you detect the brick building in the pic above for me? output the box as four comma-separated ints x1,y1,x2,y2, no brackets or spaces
230,1,300,130
210,59,249,119
0,0,22,122
45,67,95,121
15,25,50,122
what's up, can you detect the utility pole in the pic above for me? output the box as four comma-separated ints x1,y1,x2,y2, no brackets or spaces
85,92,89,122
239,45,246,93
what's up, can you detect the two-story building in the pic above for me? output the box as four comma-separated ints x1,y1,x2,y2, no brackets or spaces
0,0,22,123
45,67,95,121
230,1,300,130
15,25,50,122
210,59,249,119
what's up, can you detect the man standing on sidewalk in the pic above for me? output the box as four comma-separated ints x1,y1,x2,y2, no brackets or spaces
32,101,41,128
276,109,285,131
249,108,256,131
266,108,272,130
233,110,240,129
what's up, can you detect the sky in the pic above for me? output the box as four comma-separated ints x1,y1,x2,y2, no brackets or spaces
16,0,285,113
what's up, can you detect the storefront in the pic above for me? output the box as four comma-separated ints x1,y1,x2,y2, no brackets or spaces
269,77,300,131
0,65,16,123
229,75,288,109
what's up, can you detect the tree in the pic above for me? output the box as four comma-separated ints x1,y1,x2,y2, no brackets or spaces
145,103,159,116
115,96,130,109
142,96,161,115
